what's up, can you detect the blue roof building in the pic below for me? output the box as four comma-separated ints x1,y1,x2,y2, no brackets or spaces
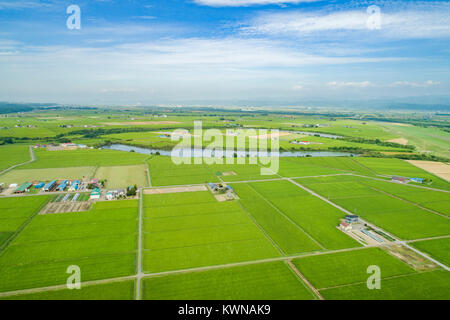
35,182,45,189
43,180,57,192
56,180,69,191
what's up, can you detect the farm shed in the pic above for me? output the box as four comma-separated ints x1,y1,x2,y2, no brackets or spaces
43,180,57,192
56,180,69,191
345,215,359,224
90,188,101,200
392,176,409,184
34,182,45,189
15,182,32,194
339,222,352,232
69,180,81,191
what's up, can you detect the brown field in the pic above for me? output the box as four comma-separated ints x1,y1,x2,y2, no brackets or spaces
387,138,409,145
407,160,450,182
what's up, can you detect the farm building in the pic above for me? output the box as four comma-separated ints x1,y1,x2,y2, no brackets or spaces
34,182,45,189
410,178,424,184
90,188,101,200
69,180,81,192
345,215,359,224
392,176,409,184
43,180,57,192
208,183,218,191
15,182,33,194
56,180,69,192
339,221,352,232
361,228,384,243
106,189,126,200
291,140,312,145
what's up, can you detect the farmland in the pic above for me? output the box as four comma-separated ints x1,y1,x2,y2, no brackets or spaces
297,175,450,240
94,165,148,189
142,262,316,300
0,200,138,293
0,108,448,301
21,149,150,169
0,145,31,172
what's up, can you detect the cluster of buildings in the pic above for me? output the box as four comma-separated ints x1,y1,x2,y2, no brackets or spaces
46,143,88,151
392,176,424,184
34,142,88,151
338,215,359,232
11,179,84,194
208,183,235,200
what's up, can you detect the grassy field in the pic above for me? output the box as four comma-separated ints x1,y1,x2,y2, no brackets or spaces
378,122,450,159
142,262,316,300
0,200,138,293
20,149,150,169
95,165,148,189
298,176,450,240
0,196,50,248
233,181,360,253
357,178,450,217
0,145,30,172
354,157,450,190
1,280,135,300
321,270,450,300
412,238,450,267
292,248,415,290
143,191,280,273
0,166,96,185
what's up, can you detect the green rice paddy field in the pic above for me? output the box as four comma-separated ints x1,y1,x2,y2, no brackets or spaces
0,145,31,172
0,155,448,300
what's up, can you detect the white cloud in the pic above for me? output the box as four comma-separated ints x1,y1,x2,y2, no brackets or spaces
327,81,372,88
0,1,52,9
192,0,318,7
390,80,441,88
243,2,450,39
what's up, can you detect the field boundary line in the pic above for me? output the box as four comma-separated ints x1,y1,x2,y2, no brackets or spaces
318,270,437,292
0,145,36,176
368,186,449,219
236,200,286,256
135,188,144,300
247,183,326,250
0,275,137,298
405,235,450,243
286,260,324,300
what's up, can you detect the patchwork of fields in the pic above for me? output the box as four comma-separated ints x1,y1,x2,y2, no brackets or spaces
0,200,138,293
297,175,450,240
0,155,449,300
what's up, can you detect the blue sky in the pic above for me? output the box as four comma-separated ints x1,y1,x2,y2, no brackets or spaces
0,0,449,106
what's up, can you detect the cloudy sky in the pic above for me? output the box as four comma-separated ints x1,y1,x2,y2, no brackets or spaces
0,0,449,106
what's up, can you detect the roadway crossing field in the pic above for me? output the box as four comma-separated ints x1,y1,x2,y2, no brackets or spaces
0,157,449,300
